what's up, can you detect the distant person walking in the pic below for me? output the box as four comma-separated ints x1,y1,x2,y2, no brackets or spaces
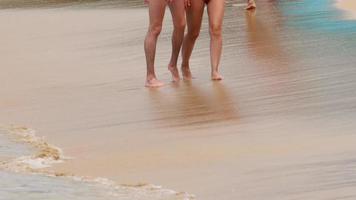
181,0,225,81
246,0,256,10
144,0,187,87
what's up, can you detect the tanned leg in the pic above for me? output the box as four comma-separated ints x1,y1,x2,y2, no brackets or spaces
207,0,225,81
167,0,186,82
144,0,166,87
181,0,205,80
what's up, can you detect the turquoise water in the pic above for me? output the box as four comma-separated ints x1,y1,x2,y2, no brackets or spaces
279,0,356,34
1,0,356,200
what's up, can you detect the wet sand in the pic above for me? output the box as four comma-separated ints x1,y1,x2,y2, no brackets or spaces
1,0,356,199
336,0,356,19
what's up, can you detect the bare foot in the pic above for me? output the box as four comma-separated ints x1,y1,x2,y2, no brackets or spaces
211,71,223,81
245,0,256,10
168,64,181,82
181,65,193,80
145,78,164,88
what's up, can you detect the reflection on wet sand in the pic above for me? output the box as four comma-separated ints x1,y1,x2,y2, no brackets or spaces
2,0,356,200
245,9,288,65
238,7,309,119
148,81,239,128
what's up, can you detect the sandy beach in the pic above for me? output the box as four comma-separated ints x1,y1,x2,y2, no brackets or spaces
1,0,356,199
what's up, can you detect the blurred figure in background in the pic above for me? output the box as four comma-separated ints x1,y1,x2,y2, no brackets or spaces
246,0,256,10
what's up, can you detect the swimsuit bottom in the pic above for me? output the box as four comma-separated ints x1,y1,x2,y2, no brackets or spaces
204,0,210,4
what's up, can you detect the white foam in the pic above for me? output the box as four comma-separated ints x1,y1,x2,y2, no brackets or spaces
18,156,63,169
0,125,65,171
0,125,196,200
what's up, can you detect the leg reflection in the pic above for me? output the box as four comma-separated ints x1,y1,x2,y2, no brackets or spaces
148,81,239,128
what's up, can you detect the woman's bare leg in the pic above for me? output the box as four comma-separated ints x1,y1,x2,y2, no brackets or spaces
181,0,205,80
207,0,225,80
144,0,166,87
168,0,186,82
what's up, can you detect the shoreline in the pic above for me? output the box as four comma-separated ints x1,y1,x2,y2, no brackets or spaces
2,1,356,199
0,125,194,200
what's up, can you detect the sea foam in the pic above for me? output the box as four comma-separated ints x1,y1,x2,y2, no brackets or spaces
0,125,195,200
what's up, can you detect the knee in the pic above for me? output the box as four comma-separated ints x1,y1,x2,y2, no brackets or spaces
209,24,222,38
148,24,162,37
174,20,186,32
187,29,200,40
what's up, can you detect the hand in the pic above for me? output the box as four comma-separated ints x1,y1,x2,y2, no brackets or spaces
144,0,149,4
184,0,191,8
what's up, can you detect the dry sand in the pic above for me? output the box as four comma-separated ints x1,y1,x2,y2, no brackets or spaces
1,1,356,199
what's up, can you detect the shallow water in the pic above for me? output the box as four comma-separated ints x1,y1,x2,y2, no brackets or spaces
0,171,123,200
0,130,33,159
1,0,356,199
0,128,192,200
0,170,189,200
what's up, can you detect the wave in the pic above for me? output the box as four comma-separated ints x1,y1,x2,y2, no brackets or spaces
0,125,64,172
0,125,195,200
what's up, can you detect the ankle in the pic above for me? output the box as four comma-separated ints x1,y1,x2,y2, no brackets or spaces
211,70,220,74
146,74,157,81
181,64,190,69
168,63,177,68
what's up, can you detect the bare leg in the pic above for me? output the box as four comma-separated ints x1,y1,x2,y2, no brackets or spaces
246,0,256,10
167,0,186,82
207,0,224,81
144,0,166,87
181,0,205,80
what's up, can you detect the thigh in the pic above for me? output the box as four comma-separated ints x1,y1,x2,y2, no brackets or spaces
168,0,185,25
148,0,167,27
186,0,205,32
207,0,225,28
